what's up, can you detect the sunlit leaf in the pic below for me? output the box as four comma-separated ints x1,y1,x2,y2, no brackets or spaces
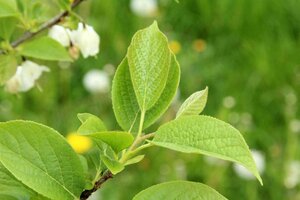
0,121,86,199
151,116,263,184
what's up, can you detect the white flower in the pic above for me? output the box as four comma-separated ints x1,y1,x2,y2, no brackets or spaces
233,150,265,180
83,69,110,94
285,161,300,188
5,61,50,93
48,25,70,47
69,23,100,58
130,0,158,17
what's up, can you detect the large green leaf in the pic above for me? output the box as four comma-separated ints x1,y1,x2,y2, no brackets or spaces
133,181,227,200
0,54,18,85
112,54,180,133
77,113,107,135
18,36,71,61
0,0,18,18
127,21,171,111
151,116,263,184
176,87,208,119
88,131,134,153
0,162,35,199
0,121,86,200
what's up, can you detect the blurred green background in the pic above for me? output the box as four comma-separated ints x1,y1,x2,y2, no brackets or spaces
0,0,300,199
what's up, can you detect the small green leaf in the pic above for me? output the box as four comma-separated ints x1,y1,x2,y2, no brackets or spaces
89,131,134,153
18,36,71,61
101,155,124,175
125,155,145,166
151,116,263,184
112,54,180,133
0,121,86,200
176,87,208,119
133,181,227,200
127,21,171,111
77,113,107,135
0,54,18,85
0,0,18,18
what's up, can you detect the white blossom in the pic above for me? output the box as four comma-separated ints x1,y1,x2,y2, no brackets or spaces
69,23,100,58
285,161,300,188
48,25,70,47
5,61,49,93
233,150,265,180
83,69,110,94
130,0,158,17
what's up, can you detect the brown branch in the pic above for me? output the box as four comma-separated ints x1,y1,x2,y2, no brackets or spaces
0,0,85,54
80,170,113,200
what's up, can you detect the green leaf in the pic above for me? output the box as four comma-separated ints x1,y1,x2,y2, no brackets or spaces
0,162,35,199
77,113,107,135
0,0,18,18
0,17,17,40
0,54,18,85
101,155,124,175
18,36,71,61
0,121,86,200
133,180,227,200
112,54,180,132
151,116,263,184
127,21,171,111
89,131,134,153
125,155,145,166
176,87,208,119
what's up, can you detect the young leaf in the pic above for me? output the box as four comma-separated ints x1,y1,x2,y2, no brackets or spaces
0,121,86,200
151,116,263,184
124,155,145,166
127,21,171,111
133,180,227,200
112,54,180,132
101,156,124,175
0,54,18,85
18,36,72,61
0,0,18,18
77,113,107,135
176,87,208,119
88,131,134,153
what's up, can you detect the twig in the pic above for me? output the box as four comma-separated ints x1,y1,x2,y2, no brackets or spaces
0,0,85,55
80,170,113,200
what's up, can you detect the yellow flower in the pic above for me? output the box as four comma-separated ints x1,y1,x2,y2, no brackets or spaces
66,133,92,154
193,39,207,53
169,40,181,55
